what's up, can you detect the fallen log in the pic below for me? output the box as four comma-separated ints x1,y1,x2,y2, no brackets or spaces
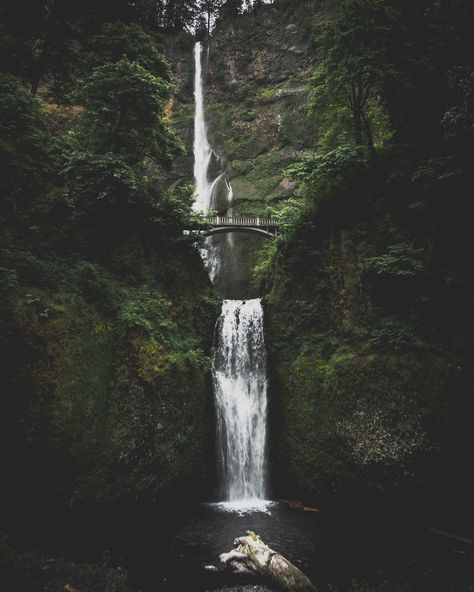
428,527,474,545
220,531,318,592
279,499,320,512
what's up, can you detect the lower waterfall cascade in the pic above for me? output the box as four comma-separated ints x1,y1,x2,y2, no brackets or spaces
212,299,268,503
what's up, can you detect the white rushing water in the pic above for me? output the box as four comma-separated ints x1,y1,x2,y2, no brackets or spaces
192,41,233,286
193,41,233,215
213,299,268,502
193,41,233,213
193,41,213,213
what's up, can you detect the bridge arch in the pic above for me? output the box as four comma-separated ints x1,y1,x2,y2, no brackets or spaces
205,226,275,240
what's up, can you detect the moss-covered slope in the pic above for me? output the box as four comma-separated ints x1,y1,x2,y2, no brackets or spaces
0,244,218,507
264,178,472,502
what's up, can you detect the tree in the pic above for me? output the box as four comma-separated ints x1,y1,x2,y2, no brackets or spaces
161,0,199,32
195,14,208,40
85,22,171,81
133,0,166,28
62,57,185,248
310,0,404,152
199,0,223,35
218,0,243,20
251,0,265,13
72,59,182,165
0,74,50,221
0,0,82,94
0,0,158,96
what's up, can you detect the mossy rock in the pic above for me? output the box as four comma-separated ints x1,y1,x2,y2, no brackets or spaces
230,159,254,177
267,301,458,499
267,177,298,200
226,134,269,160
231,198,269,216
230,176,259,201
277,91,318,149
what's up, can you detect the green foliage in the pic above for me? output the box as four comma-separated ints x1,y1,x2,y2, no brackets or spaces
117,290,174,340
0,75,48,144
310,0,402,151
253,198,308,287
368,318,426,352
85,22,171,80
0,74,50,219
57,52,189,248
0,0,218,520
158,0,199,33
263,0,474,513
62,161,196,249
0,266,18,294
285,145,368,195
364,243,424,277
442,64,474,153
253,239,278,287
412,156,463,189
72,262,120,310
72,59,182,165
218,0,243,21
148,184,200,240
64,151,145,210
0,531,39,571
0,0,86,94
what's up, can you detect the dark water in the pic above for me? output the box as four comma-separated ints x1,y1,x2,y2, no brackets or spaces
152,499,474,592
121,498,474,592
3,495,474,591
161,502,321,590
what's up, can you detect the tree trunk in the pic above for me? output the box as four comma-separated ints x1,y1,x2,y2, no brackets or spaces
352,107,364,146
31,43,48,95
220,533,318,592
362,111,375,156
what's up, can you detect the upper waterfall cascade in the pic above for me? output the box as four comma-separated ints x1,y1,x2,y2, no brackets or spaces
192,41,232,213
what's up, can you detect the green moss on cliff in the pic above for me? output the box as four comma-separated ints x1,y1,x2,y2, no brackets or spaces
0,245,218,507
267,306,458,498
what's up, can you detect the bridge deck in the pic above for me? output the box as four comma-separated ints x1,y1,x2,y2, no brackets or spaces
206,215,279,228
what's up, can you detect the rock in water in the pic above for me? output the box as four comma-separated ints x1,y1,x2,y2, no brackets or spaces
219,533,318,592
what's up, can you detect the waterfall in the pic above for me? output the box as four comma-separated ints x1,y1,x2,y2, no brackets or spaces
213,299,268,501
193,41,233,214
193,41,212,213
193,40,233,288
193,42,269,507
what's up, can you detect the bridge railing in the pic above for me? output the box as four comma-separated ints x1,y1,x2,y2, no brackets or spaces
205,215,279,228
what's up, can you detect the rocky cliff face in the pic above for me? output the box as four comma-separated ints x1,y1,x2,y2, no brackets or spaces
168,3,319,215
205,5,319,215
